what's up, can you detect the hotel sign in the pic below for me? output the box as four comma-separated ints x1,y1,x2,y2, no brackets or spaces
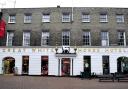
0,47,128,53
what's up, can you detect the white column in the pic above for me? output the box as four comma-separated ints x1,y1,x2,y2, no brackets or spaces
110,56,117,73
29,56,41,75
0,59,3,74
70,58,72,76
58,58,61,76
91,55,103,75
59,58,61,76
70,58,73,76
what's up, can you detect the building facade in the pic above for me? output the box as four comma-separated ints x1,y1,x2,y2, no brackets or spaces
0,7,128,76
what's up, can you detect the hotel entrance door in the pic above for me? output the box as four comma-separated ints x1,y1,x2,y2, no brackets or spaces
61,58,70,76
22,56,29,75
41,56,48,75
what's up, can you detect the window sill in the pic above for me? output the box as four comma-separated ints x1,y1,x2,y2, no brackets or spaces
8,22,16,24
117,22,124,24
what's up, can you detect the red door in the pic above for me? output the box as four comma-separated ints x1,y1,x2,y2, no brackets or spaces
41,56,48,75
61,58,70,76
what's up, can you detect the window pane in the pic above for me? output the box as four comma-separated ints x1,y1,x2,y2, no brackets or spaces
6,32,14,46
42,14,50,22
118,31,125,46
100,14,108,22
62,13,70,22
23,32,30,46
24,14,32,23
101,32,109,46
82,14,90,22
41,32,49,46
116,15,124,23
8,15,16,23
83,32,91,46
62,31,70,45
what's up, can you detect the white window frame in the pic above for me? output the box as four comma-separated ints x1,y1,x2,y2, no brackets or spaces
118,31,126,46
6,32,14,46
8,15,16,23
83,31,91,46
82,14,90,22
42,13,50,22
23,32,30,46
24,14,32,23
62,31,70,46
101,31,109,46
62,13,71,22
100,14,108,22
116,15,124,23
41,32,50,46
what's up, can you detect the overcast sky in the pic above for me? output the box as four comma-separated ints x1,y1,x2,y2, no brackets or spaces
1,0,128,8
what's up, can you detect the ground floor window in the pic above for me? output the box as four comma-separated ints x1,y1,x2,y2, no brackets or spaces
3,57,15,74
117,56,128,74
22,56,29,74
41,56,48,75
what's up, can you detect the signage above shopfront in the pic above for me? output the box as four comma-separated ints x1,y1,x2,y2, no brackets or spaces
0,47,128,53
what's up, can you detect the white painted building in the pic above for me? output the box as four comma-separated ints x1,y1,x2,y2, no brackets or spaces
0,47,128,76
1,7,128,76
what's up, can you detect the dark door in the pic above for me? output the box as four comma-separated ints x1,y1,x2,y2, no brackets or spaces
22,56,29,74
117,59,122,73
102,56,109,74
41,56,48,75
84,56,91,74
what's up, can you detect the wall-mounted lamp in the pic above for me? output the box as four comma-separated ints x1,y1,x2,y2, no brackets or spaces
74,46,77,54
55,43,58,54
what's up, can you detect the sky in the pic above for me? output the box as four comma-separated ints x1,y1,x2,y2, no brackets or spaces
0,0,128,8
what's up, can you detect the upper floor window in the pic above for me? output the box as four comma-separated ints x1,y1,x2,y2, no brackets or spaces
82,13,90,22
62,31,70,46
6,31,14,46
101,31,109,46
83,31,91,46
100,14,108,22
23,31,30,46
118,31,126,46
116,15,124,23
24,14,32,23
41,31,49,46
42,13,50,22
8,15,16,23
62,13,71,22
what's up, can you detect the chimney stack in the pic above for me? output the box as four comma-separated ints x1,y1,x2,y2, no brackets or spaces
57,5,60,8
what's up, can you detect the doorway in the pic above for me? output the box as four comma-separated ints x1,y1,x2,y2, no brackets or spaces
61,58,70,76
117,56,128,74
102,56,110,74
22,56,29,74
3,57,15,74
41,56,48,75
84,56,91,74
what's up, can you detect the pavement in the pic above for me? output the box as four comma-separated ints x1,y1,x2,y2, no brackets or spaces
0,75,128,89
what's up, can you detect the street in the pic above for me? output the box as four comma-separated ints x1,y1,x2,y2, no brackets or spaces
0,75,128,89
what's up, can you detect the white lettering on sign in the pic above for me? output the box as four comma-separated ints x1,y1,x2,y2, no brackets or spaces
0,48,128,53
